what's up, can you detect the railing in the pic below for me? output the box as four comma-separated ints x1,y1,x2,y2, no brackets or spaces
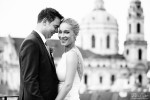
0,96,19,100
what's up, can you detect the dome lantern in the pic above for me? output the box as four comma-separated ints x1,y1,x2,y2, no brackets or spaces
94,0,105,11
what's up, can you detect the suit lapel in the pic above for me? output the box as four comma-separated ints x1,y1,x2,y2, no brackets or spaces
31,31,55,68
45,46,55,66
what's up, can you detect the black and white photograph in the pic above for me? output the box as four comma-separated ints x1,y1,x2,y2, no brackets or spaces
0,0,150,100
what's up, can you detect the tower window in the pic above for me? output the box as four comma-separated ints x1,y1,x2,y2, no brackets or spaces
92,35,95,48
84,74,88,85
138,49,142,60
137,23,141,33
138,74,142,87
137,4,141,9
106,35,110,49
129,24,131,33
137,12,141,17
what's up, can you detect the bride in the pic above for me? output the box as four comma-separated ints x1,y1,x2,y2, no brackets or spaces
56,18,84,100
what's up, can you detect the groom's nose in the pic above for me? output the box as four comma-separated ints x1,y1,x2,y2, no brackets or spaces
54,28,58,33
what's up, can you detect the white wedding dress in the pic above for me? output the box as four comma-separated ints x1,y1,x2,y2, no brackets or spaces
56,46,84,100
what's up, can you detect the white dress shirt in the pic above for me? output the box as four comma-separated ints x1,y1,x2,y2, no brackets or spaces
34,29,46,44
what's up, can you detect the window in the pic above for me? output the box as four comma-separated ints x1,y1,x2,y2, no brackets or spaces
92,35,95,48
126,49,129,55
106,35,110,49
120,65,123,68
138,74,142,87
129,24,131,33
92,17,95,20
107,16,110,21
129,13,131,17
88,64,91,67
137,12,141,17
84,74,88,85
103,65,105,68
111,75,115,85
137,4,141,9
0,50,3,53
138,49,142,60
99,76,103,84
137,23,140,33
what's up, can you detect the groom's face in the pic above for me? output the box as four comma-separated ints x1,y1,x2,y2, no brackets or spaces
44,17,61,39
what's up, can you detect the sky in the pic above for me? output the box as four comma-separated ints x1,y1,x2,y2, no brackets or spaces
0,0,150,60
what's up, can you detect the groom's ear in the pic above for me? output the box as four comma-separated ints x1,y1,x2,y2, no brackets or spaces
42,18,48,26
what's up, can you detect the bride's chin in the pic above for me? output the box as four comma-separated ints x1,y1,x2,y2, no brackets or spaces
61,43,66,46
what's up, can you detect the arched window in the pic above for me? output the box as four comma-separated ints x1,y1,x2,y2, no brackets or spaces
84,74,88,85
103,65,105,68
138,49,142,60
126,49,129,55
137,23,140,33
111,75,115,85
129,24,131,33
99,76,103,84
92,35,95,48
138,74,142,86
88,64,91,67
106,35,110,49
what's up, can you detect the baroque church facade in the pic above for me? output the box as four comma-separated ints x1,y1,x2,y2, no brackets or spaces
0,0,150,95
78,0,149,92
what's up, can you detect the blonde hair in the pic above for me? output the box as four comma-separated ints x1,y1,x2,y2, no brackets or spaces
61,18,80,36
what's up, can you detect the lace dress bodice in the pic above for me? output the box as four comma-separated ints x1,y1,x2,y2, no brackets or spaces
56,46,84,100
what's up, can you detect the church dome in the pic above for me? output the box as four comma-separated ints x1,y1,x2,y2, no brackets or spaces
81,0,118,27
79,0,119,55
82,10,117,26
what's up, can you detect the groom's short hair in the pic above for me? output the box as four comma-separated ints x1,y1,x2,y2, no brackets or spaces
37,7,64,23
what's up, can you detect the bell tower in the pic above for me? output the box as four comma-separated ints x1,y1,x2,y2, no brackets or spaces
124,0,147,65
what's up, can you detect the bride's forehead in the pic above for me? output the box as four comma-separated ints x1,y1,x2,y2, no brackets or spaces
60,23,72,30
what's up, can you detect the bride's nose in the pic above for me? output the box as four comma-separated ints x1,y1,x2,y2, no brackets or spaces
60,33,65,38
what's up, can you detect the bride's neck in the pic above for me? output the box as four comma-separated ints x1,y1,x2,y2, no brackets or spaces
65,43,75,52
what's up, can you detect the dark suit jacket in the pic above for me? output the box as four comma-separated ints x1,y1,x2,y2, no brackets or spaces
18,31,59,100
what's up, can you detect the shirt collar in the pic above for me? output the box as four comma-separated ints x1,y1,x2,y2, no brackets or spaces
34,29,46,44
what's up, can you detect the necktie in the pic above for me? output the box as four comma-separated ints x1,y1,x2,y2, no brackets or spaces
45,42,54,60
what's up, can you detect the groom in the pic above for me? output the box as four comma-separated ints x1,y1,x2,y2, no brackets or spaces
18,8,63,100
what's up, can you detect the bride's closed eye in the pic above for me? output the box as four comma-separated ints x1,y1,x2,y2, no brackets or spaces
64,30,70,34
58,30,70,34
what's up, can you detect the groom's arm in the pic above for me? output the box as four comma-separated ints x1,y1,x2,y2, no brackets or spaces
20,40,44,100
